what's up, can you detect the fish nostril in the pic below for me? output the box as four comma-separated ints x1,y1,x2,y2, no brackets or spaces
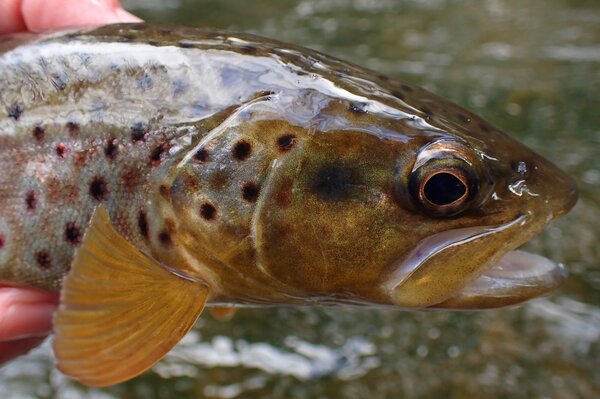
511,160,531,178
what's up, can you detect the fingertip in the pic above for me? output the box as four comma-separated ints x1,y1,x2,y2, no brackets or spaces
115,8,144,23
0,0,27,34
21,0,142,32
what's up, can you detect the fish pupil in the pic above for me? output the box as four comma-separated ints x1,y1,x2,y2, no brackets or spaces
424,172,466,206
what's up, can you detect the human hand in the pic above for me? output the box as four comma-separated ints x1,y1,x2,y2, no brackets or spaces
0,286,59,364
0,0,141,364
0,0,141,34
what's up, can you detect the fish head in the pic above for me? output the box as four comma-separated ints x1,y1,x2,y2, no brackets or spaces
248,92,577,309
167,86,576,309
384,119,578,309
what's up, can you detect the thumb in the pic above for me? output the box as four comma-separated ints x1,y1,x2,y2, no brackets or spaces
22,0,142,32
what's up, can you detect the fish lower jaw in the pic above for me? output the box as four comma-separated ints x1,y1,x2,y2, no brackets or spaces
433,249,568,309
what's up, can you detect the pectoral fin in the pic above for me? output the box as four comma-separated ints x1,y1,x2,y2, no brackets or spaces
53,207,209,387
209,306,238,321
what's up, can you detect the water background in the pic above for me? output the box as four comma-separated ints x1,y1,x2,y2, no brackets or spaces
1,0,599,398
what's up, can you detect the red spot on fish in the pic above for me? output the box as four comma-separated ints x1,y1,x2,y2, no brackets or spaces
275,179,293,208
25,191,37,210
73,150,89,167
55,144,68,158
89,176,109,201
121,168,140,189
33,125,45,141
65,222,82,245
35,250,51,269
0,234,5,249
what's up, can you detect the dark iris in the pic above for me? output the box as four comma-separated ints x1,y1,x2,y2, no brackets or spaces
423,172,467,206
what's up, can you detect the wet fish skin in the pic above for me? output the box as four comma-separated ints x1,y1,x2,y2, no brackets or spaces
0,23,576,308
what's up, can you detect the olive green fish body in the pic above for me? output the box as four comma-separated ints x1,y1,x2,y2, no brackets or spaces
0,24,576,309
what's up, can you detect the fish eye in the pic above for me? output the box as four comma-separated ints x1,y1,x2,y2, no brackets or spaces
409,159,477,216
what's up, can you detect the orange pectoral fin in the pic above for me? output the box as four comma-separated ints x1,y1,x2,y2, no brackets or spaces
53,207,209,387
209,306,238,321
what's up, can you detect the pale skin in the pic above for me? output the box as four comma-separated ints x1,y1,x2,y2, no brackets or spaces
0,0,140,363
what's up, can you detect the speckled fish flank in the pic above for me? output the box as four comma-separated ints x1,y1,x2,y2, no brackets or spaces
0,23,577,386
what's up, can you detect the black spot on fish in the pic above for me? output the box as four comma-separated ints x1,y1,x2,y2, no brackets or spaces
89,176,109,201
401,84,414,93
194,148,210,162
349,102,368,114
277,134,296,152
65,222,82,245
66,121,80,136
311,165,358,202
25,191,37,210
378,74,390,82
242,182,260,203
8,103,23,120
138,210,149,239
35,250,51,269
200,202,217,221
131,122,148,142
233,140,252,161
105,138,119,160
32,125,45,142
55,144,67,158
147,39,159,46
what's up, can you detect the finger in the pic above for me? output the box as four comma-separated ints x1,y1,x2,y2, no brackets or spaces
0,287,58,341
0,336,47,364
21,0,142,32
0,0,27,34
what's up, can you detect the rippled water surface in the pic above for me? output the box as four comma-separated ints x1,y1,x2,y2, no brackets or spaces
1,0,599,398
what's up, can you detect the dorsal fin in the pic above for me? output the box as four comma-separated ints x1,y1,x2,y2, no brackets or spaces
53,207,209,387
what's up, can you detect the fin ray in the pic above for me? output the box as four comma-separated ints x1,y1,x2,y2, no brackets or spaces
53,207,209,387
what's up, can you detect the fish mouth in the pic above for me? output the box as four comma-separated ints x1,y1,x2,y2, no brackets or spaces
384,214,569,309
431,249,568,309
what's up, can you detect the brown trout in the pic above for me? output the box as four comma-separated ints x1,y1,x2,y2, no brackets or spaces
0,24,577,386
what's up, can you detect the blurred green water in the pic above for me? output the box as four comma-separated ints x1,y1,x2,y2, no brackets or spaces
1,0,599,398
